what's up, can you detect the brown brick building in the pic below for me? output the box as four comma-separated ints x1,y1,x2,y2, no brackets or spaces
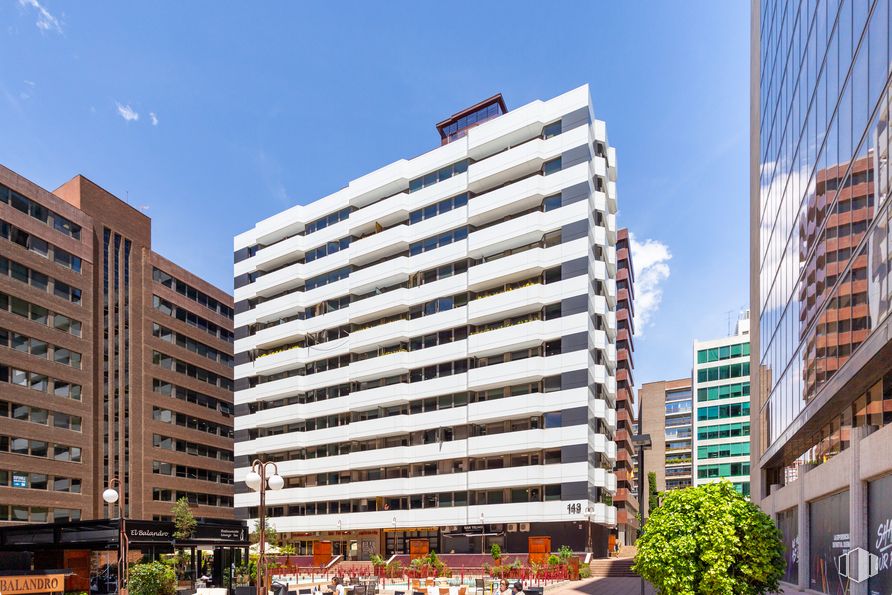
638,377,693,514
614,229,639,546
0,164,234,525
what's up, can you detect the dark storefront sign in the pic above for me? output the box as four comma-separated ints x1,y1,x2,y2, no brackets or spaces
192,524,248,543
869,474,892,595
809,491,850,595
776,507,799,584
126,521,174,544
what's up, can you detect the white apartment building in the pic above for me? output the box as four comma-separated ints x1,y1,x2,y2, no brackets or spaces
692,311,751,497
232,85,619,559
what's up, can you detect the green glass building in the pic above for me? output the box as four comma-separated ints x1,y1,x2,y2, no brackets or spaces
692,311,751,497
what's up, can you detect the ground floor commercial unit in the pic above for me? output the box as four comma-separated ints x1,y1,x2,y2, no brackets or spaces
0,518,248,593
759,421,892,594
280,520,611,559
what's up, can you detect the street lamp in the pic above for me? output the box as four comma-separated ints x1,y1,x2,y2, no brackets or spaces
585,505,595,554
246,460,284,595
631,433,652,595
479,512,485,555
102,477,129,589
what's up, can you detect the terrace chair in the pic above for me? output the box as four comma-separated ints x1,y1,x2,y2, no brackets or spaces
474,580,484,591
425,579,435,587
394,591,405,595
411,580,421,591
354,585,366,595
439,588,450,595
413,590,427,595
458,586,467,595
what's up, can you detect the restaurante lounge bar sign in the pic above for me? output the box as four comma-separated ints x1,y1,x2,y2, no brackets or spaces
0,572,65,594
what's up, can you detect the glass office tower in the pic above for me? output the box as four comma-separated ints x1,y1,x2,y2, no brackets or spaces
752,0,892,592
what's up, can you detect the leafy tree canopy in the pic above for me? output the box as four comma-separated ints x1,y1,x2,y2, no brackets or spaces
633,481,785,595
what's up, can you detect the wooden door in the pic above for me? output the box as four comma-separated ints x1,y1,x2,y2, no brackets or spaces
528,536,551,565
314,540,333,566
409,538,429,560
64,550,91,591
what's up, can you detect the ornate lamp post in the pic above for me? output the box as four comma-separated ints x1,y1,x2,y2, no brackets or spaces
245,460,284,595
102,478,128,590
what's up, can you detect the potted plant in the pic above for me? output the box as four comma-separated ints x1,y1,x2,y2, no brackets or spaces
490,544,502,565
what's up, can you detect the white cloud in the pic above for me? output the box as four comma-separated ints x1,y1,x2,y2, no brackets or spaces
629,233,672,336
18,0,62,33
149,112,158,126
115,103,139,122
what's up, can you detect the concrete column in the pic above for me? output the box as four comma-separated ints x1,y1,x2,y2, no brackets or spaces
849,426,869,595
798,464,814,592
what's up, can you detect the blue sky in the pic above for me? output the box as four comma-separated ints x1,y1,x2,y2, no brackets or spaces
0,1,749,385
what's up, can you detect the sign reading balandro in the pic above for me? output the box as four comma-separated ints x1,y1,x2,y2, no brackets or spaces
0,573,65,594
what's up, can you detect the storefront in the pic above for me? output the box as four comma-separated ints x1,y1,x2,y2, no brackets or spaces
284,530,381,560
0,518,248,593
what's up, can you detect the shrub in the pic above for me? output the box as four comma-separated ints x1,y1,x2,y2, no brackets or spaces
648,471,659,515
634,481,785,595
546,554,561,567
490,543,502,560
557,545,573,562
128,561,177,595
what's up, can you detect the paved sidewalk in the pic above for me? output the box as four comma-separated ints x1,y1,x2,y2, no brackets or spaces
546,577,656,595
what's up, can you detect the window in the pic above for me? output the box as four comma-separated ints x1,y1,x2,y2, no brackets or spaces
153,268,233,319
409,193,469,224
409,227,468,256
697,402,751,421
0,184,81,239
542,121,562,139
304,207,352,235
305,267,351,291
408,160,470,193
542,157,562,176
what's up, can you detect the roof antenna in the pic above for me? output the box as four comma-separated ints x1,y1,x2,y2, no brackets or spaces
725,309,735,337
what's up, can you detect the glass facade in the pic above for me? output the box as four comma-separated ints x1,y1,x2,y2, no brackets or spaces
663,387,693,490
758,0,892,478
693,332,750,494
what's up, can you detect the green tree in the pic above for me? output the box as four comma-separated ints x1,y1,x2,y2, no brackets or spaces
647,471,659,516
171,497,196,540
250,517,279,547
490,543,501,561
128,561,177,595
633,481,785,595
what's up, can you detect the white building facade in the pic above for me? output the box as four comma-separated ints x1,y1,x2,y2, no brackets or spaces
692,312,751,497
232,85,619,558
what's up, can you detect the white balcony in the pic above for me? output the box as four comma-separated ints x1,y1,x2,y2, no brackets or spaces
468,238,588,291
467,388,587,423
468,201,588,259
467,125,589,194
468,351,588,391
467,163,590,227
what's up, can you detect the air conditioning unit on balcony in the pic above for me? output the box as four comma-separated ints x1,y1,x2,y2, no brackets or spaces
507,524,518,533
519,523,530,532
